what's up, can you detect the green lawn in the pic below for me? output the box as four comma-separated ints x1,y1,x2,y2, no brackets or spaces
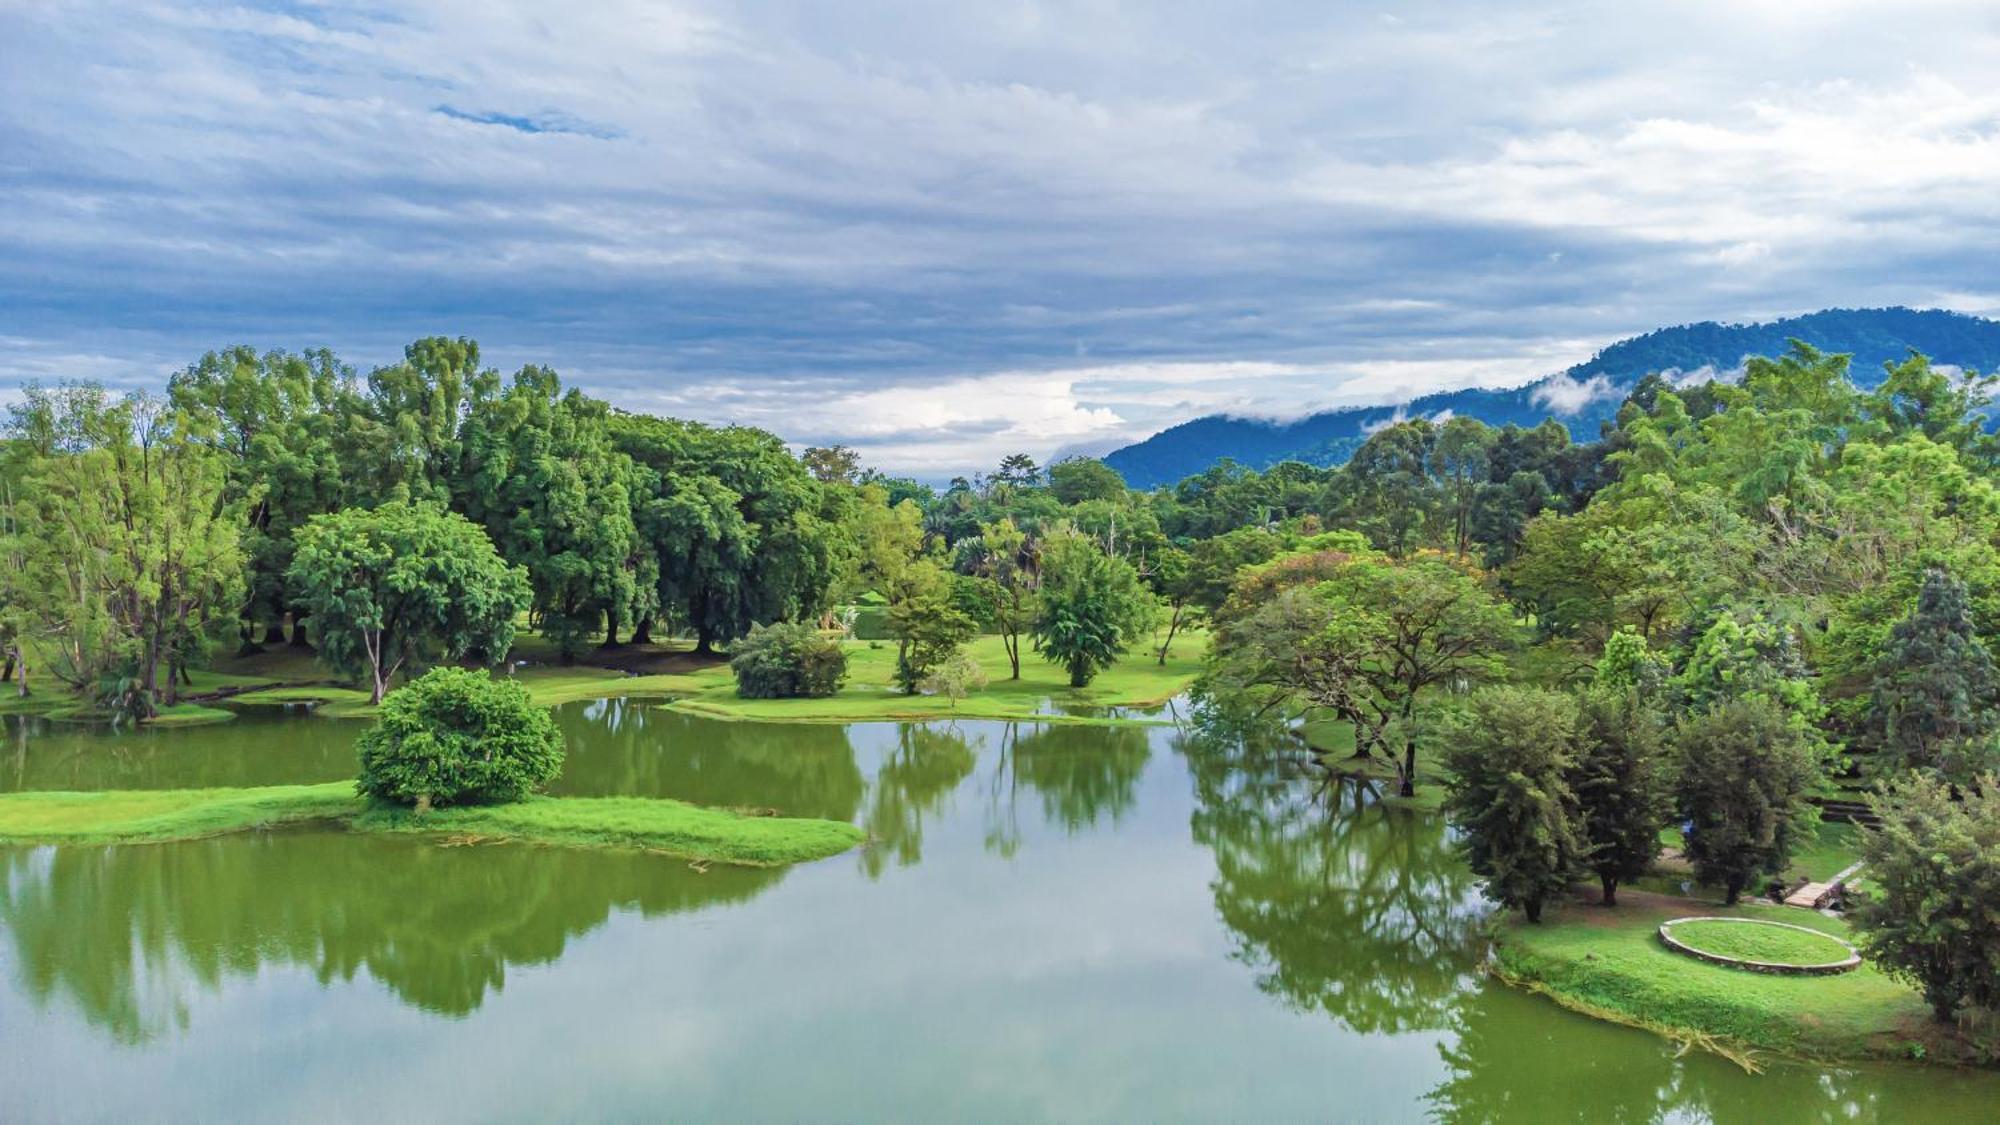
1664,918,1857,967
353,795,864,866
1493,889,1988,1066
661,632,1205,724
0,783,863,866
0,783,361,844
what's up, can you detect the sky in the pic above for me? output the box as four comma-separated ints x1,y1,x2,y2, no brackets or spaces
5,1,2000,473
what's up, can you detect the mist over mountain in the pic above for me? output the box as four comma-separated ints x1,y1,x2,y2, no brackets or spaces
1102,308,2000,489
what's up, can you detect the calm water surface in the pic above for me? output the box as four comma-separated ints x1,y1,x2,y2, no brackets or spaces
0,701,1994,1121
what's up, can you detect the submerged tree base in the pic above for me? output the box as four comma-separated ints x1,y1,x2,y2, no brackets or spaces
1491,887,1997,1068
0,784,864,867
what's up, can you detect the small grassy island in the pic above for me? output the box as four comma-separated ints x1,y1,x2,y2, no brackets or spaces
0,784,863,867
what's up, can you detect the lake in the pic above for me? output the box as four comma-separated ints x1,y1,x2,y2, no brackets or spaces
1,701,1993,1121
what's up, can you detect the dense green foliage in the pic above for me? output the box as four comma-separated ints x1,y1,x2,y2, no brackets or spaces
1672,698,1821,904
1031,529,1155,688
356,668,564,809
728,622,848,699
1869,568,2000,783
1572,689,1670,906
1440,687,1587,923
288,503,530,702
1855,774,2000,1021
0,386,244,716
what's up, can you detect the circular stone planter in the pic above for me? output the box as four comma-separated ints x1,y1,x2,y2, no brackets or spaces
1657,916,1862,976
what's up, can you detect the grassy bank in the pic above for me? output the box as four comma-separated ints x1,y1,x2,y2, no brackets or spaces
1491,888,1991,1067
353,796,864,866
664,632,1204,724
0,783,360,844
229,666,709,718
0,783,863,866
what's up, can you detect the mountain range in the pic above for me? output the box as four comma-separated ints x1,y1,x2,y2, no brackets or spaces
1101,307,2000,489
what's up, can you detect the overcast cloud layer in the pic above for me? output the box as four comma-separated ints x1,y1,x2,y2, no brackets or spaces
5,1,2000,471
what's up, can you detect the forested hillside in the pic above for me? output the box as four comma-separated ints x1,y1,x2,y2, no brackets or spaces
1104,307,2000,488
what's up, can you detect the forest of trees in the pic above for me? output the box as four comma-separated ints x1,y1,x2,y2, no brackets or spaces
2,332,1997,1018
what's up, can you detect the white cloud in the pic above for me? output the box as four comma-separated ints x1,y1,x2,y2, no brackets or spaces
6,2,2000,469
1531,373,1616,414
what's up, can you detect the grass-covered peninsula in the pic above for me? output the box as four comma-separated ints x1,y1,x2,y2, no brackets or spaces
1490,890,1986,1068
0,783,864,867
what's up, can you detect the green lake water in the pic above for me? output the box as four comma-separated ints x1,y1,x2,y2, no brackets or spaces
1,700,1994,1121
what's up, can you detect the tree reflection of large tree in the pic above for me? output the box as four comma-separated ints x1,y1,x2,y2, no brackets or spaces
1180,724,1484,1036
550,701,865,822
860,724,978,876
0,831,782,1042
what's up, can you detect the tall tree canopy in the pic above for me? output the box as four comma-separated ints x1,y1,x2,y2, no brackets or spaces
287,502,529,702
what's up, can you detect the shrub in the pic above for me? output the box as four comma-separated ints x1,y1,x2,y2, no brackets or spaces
729,622,848,699
921,649,989,707
356,668,564,809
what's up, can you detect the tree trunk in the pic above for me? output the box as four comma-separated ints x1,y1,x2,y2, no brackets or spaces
1600,875,1618,906
0,654,12,683
631,616,653,646
1398,697,1418,798
1723,880,1743,906
604,614,619,647
1070,663,1089,689
1005,631,1021,680
1525,898,1543,924
1157,607,1183,666
694,627,714,656
1933,997,1959,1024
263,622,287,646
290,611,312,647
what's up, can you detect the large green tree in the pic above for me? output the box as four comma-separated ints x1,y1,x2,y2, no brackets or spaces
458,367,637,659
1031,528,1155,688
1672,697,1820,904
1441,686,1588,923
1869,567,2000,783
287,502,529,702
613,415,834,652
1854,772,2000,1022
1571,689,1669,905
167,345,355,647
2,385,244,715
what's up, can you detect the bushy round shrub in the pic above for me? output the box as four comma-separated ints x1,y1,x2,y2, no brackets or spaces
356,667,564,809
729,622,849,699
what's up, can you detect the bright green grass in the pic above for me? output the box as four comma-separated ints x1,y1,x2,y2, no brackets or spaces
142,702,239,727
0,783,361,844
1665,918,1856,967
0,783,863,866
1788,821,1863,881
1492,893,1975,1065
353,796,864,866
510,667,709,707
665,632,1204,725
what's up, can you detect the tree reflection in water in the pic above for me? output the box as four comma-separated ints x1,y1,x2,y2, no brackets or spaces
550,700,865,821
0,831,781,1041
860,724,978,876
1179,722,1485,1036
